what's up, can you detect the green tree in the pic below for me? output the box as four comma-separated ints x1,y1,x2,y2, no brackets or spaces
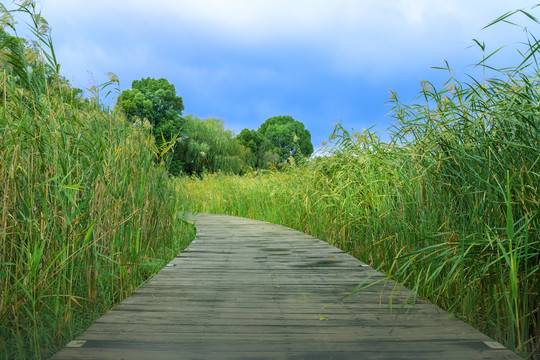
236,129,263,154
175,115,254,176
116,78,185,174
236,129,264,168
116,77,184,128
238,115,313,168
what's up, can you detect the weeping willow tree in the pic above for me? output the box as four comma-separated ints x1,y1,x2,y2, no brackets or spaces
173,114,254,176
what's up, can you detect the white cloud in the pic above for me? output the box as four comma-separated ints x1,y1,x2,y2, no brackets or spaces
39,0,535,56
36,0,538,89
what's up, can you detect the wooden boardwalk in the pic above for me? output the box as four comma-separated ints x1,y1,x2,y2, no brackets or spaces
51,213,520,359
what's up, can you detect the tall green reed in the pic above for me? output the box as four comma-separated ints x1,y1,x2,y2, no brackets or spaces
0,2,194,359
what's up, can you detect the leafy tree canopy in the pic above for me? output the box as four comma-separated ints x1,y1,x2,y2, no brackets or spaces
116,77,185,174
238,115,313,168
116,77,184,129
237,129,263,154
174,115,253,176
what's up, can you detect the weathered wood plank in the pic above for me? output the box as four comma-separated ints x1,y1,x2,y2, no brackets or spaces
50,213,521,359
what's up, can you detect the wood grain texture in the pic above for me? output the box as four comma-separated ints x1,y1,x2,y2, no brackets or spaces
50,213,521,359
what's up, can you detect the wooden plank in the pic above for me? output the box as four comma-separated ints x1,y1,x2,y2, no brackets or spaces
51,213,521,359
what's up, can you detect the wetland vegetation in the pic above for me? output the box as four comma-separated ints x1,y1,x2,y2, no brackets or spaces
1,1,538,358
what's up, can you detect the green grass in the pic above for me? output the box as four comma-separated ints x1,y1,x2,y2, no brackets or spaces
176,8,540,359
0,3,194,359
2,2,538,359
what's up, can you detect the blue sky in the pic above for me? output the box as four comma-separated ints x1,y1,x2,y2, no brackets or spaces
34,0,539,151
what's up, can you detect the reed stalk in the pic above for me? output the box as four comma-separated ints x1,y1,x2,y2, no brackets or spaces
0,3,194,358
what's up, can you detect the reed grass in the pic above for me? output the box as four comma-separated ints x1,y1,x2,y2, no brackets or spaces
0,3,194,359
177,8,539,359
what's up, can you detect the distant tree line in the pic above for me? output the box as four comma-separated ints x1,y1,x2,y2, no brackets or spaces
116,77,314,176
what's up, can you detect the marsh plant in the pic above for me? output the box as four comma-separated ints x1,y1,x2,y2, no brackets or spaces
178,8,540,358
0,3,194,358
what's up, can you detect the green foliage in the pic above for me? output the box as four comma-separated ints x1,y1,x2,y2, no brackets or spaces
0,3,84,109
237,128,263,154
237,115,313,168
177,6,540,358
117,77,184,128
116,77,186,174
174,115,253,176
115,77,254,176
236,128,264,168
0,3,194,359
260,115,314,163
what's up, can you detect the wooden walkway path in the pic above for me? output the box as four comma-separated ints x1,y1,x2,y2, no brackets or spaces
51,213,520,359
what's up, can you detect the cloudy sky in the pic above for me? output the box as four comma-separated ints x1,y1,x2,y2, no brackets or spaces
30,1,539,150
